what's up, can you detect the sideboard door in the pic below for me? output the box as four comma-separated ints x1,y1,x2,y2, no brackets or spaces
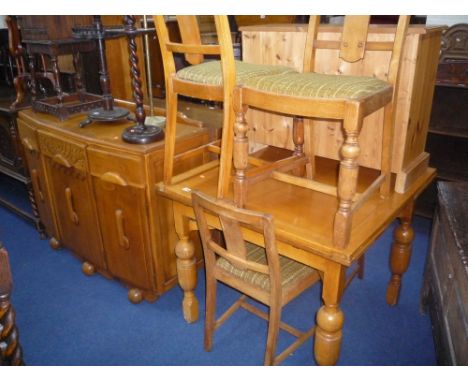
17,120,59,241
88,147,155,296
38,130,105,271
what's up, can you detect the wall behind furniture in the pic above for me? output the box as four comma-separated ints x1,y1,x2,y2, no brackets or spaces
426,15,468,25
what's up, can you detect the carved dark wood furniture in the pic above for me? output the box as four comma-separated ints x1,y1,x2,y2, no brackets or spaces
72,16,130,128
0,93,43,234
421,181,468,365
417,24,468,217
121,15,164,144
16,16,105,120
0,241,24,366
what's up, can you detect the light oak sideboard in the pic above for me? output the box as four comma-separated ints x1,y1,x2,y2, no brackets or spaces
17,102,209,303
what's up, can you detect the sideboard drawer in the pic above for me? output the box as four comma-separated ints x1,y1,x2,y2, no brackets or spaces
87,146,145,188
37,130,87,172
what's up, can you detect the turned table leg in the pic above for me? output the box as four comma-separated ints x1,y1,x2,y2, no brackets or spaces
386,201,415,306
314,262,345,365
174,210,199,323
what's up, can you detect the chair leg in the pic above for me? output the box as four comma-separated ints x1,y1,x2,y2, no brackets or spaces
204,274,217,352
233,107,249,208
334,106,363,249
292,117,306,177
380,103,394,197
163,88,178,185
264,303,282,366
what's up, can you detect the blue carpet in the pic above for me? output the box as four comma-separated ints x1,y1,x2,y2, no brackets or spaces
0,204,436,366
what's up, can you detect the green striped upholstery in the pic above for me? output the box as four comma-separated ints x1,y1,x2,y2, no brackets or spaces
177,59,390,100
216,242,316,291
245,71,391,100
176,60,297,86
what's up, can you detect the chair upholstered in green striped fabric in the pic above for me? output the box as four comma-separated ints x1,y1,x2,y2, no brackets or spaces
245,72,391,100
216,242,317,291
175,60,297,86
176,59,390,100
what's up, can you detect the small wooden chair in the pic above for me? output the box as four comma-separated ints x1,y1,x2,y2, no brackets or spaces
154,16,296,198
232,16,410,248
191,190,320,365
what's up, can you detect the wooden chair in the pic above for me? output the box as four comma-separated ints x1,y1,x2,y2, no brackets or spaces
191,190,320,365
154,16,296,199
232,16,410,248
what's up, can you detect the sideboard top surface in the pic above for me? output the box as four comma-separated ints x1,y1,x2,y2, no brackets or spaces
18,104,205,154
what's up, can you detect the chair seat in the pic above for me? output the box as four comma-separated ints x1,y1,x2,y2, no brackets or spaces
217,242,318,291
176,60,297,87
245,71,391,100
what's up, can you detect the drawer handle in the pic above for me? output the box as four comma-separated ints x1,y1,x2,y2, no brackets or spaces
115,209,130,249
22,137,34,152
54,154,72,168
100,172,128,187
65,187,79,225
31,169,44,202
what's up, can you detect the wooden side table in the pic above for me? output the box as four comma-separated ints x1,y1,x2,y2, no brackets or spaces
23,39,105,120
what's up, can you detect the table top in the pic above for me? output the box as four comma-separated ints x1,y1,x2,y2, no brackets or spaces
157,157,436,266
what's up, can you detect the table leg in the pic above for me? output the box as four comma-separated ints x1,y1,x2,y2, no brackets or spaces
386,200,415,306
314,262,345,365
72,52,85,96
28,54,37,102
50,55,64,103
174,209,199,323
